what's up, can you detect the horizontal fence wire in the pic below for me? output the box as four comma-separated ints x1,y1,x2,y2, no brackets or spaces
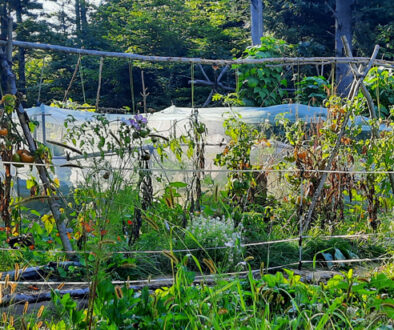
1,257,391,287
0,233,391,255
1,160,393,174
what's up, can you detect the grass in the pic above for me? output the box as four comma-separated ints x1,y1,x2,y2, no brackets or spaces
4,263,392,329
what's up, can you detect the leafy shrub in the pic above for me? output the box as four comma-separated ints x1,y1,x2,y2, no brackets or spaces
295,75,330,105
362,66,394,118
214,115,271,211
235,36,289,106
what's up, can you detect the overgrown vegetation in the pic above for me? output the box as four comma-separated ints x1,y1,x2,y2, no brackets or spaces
0,87,393,327
0,1,393,328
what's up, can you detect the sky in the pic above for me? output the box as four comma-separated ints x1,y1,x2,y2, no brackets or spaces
41,0,102,14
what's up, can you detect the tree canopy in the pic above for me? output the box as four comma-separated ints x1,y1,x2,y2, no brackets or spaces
0,0,392,110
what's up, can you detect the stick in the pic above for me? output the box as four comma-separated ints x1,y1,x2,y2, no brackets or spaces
46,140,83,155
95,57,103,111
140,70,149,113
0,39,392,67
198,64,211,82
341,36,377,121
63,55,81,103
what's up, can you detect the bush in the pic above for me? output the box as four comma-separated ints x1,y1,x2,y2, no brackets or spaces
362,66,394,118
180,215,244,271
235,36,289,106
295,75,330,106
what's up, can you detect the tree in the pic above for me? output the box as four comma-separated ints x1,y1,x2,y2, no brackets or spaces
85,0,250,109
10,0,43,93
1,1,9,95
353,0,394,60
334,0,354,95
263,0,334,57
250,0,263,45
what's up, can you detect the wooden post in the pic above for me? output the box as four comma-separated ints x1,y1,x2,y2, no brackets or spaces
140,70,149,113
341,36,377,121
95,57,103,111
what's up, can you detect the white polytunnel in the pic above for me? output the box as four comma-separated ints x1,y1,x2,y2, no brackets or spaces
6,103,390,190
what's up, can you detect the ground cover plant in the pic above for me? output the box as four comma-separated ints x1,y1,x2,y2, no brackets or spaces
7,265,394,329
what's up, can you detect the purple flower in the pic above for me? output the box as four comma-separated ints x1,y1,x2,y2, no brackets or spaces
123,115,148,132
135,114,148,124
129,119,141,131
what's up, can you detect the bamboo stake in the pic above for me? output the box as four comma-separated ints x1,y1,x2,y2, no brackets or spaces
95,57,103,111
63,55,81,103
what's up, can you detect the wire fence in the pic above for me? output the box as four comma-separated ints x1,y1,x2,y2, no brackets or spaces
1,160,393,175
0,38,393,305
0,233,390,255
0,257,392,288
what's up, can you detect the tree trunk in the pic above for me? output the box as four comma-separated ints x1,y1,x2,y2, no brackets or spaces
335,0,353,95
250,0,263,46
60,1,68,35
80,0,88,37
0,2,8,94
15,0,26,94
0,2,7,41
75,0,81,40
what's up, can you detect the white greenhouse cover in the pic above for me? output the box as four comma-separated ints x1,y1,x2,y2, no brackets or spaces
22,103,386,145
6,103,388,189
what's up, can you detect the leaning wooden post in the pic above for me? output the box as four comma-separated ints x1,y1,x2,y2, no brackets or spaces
342,36,394,194
341,36,377,122
302,44,380,231
0,21,73,253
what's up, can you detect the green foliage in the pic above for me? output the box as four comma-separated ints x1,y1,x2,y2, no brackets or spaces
42,269,394,329
235,36,289,106
362,67,394,118
214,114,270,209
295,75,330,106
354,0,394,60
82,0,249,109
263,0,334,57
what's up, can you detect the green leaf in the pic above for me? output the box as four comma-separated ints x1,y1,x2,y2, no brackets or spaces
29,121,39,133
247,77,259,88
32,222,43,235
169,182,188,188
26,178,37,190
30,209,41,217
